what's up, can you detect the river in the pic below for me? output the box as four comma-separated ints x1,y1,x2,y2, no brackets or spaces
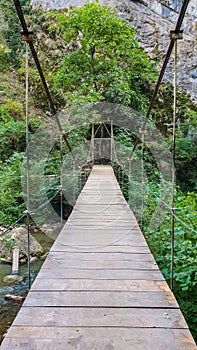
0,230,54,344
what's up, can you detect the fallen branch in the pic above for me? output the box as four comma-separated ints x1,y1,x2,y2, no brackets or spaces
4,294,25,303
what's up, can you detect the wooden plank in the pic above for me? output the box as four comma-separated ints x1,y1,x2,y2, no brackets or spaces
50,245,151,253
31,279,170,292
12,307,188,329
1,165,196,350
65,223,138,228
52,238,147,247
66,214,137,221
68,219,136,223
47,252,155,262
42,258,157,270
2,328,196,350
12,247,19,275
71,208,133,213
76,198,126,204
65,218,135,229
60,228,141,234
37,268,164,280
23,291,179,308
58,226,142,233
53,233,147,246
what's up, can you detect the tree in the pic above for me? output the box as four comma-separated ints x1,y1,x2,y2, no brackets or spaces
0,0,37,66
52,2,156,110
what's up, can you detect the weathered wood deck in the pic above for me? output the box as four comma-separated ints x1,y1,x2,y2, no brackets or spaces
1,165,196,349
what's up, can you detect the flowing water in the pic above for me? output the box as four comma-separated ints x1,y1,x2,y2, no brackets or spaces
0,231,55,344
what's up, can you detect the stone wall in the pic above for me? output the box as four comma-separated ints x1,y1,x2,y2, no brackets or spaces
30,0,197,101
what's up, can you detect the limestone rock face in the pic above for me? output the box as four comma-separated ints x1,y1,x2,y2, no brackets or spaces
30,0,197,101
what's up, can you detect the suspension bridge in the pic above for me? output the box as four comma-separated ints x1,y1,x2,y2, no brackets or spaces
1,0,197,349
1,165,196,349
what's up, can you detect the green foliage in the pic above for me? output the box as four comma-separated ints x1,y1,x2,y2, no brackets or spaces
0,9,10,71
2,232,16,250
0,0,32,66
0,152,26,225
152,83,197,191
0,71,44,162
51,2,156,109
0,119,26,160
0,0,196,341
0,99,24,122
0,97,27,161
18,63,48,109
17,6,65,109
142,186,197,339
0,42,11,72
0,69,25,105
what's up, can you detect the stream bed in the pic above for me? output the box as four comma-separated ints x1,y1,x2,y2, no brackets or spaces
0,230,55,344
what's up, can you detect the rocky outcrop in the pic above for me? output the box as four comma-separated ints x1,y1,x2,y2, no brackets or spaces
3,275,23,284
0,226,44,262
119,0,197,101
30,0,197,101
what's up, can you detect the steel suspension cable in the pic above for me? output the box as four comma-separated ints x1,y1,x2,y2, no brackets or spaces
146,184,196,231
60,133,64,228
13,0,74,158
170,36,178,291
25,41,31,290
2,188,62,236
73,160,76,204
2,214,27,235
30,187,61,214
128,0,190,161
140,129,145,228
148,187,197,235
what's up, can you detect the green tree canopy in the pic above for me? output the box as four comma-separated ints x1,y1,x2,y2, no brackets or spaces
52,2,156,110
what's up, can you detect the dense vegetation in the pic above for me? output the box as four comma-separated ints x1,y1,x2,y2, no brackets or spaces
0,0,196,341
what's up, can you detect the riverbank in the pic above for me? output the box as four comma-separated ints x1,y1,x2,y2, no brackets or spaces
0,229,55,344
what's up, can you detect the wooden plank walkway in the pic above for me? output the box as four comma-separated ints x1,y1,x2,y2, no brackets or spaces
1,165,196,349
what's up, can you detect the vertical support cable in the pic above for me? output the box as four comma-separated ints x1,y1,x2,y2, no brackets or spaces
140,129,145,228
59,132,63,228
79,166,82,192
127,0,189,162
128,159,132,207
111,121,113,164
92,123,94,165
100,123,103,160
122,166,124,191
25,41,31,290
119,166,121,189
73,160,76,204
170,37,178,291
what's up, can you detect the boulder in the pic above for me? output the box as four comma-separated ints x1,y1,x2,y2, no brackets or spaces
3,275,23,283
40,252,49,260
40,223,61,240
30,256,38,263
0,257,12,264
0,226,44,261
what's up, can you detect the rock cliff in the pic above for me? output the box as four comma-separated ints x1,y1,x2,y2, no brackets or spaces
30,0,197,101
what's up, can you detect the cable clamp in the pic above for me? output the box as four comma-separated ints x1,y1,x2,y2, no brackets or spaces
170,30,183,40
21,31,34,42
139,128,147,134
23,210,32,215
